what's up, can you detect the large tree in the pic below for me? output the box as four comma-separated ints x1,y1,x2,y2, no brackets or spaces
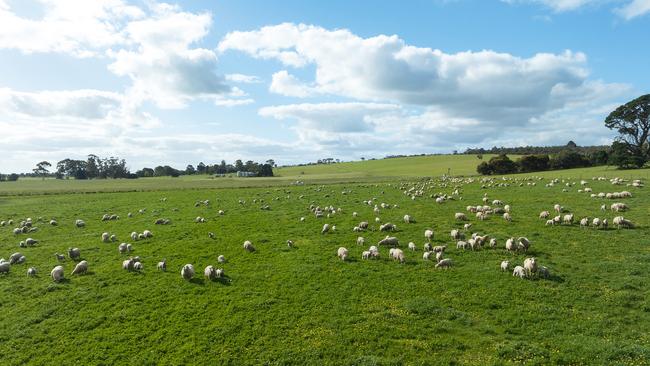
605,94,650,168
33,161,51,179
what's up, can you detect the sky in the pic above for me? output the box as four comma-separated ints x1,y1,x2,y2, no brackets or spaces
0,0,648,172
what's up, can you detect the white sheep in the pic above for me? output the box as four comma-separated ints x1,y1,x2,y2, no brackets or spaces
523,257,537,276
321,224,331,234
518,237,530,252
613,216,634,229
456,241,468,250
218,255,226,263
130,232,138,241
122,258,134,271
435,258,452,269
71,260,88,275
181,264,195,280
504,204,511,213
505,238,515,251
68,248,81,260
390,248,405,263
378,236,399,247
337,247,349,261
408,242,417,251
592,218,601,228
512,265,526,279
403,214,412,223
500,260,510,271
243,240,256,252
157,260,167,271
0,261,10,274
9,252,23,264
204,265,217,280
379,223,396,232
579,217,589,228
424,229,434,242
51,265,64,282
133,262,143,271
423,251,432,261
432,245,446,253
101,232,110,243
362,251,371,259
356,237,365,246
27,267,37,276
75,219,85,228
455,212,467,221
143,230,153,238
539,266,550,279
503,212,512,222
450,229,464,240
539,211,550,219
435,251,444,263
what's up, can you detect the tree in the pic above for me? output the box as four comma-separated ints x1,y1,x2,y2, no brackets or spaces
476,161,492,175
185,165,196,175
33,161,51,180
605,94,650,168
609,141,645,169
550,151,590,170
196,162,206,174
566,140,578,149
488,154,518,174
234,159,244,171
517,154,550,172
7,173,19,181
258,164,274,177
86,154,100,179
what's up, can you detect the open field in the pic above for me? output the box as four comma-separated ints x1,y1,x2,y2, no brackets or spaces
1,165,649,364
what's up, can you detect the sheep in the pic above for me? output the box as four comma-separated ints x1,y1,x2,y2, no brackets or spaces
424,243,433,252
539,211,550,219
611,203,628,212
71,260,88,275
337,247,349,261
579,217,589,228
539,266,550,279
218,255,226,263
504,204,511,213
456,241,468,250
204,265,217,280
390,248,405,263
435,251,444,263
512,266,526,279
488,238,497,248
75,219,85,228
0,262,10,274
157,260,167,271
101,232,110,243
523,257,537,276
562,213,574,225
405,242,416,251
592,218,601,228
286,240,294,248
424,229,434,242
321,224,331,234
51,265,64,282
24,238,38,246
423,251,432,261
49,219,58,226
215,268,224,278
403,214,412,223
131,232,138,241
55,253,65,261
600,204,607,211
450,229,464,240
503,212,512,222
500,260,510,271
243,240,256,252
379,223,396,232
435,258,452,269
356,237,365,246
613,216,634,229
68,248,81,261
122,258,134,271
505,238,516,251
181,264,195,280
300,217,305,222
143,230,153,238
208,232,216,239
362,251,371,259
518,237,530,252
432,245,446,253
27,267,37,276
13,228,22,235
602,219,609,229
378,236,399,247
553,204,562,213
110,234,117,242
9,252,23,264
463,223,472,231
455,212,467,221
358,221,369,229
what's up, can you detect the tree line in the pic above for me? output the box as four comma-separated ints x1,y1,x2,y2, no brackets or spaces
476,150,608,175
135,159,274,178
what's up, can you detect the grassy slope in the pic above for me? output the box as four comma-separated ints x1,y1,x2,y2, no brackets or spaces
0,174,649,365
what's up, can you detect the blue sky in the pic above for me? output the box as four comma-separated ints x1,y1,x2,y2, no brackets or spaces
0,0,648,172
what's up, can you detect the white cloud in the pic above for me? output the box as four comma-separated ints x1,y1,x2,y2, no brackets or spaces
501,0,600,12
221,23,624,126
269,70,317,97
225,73,262,83
615,0,650,18
214,98,254,107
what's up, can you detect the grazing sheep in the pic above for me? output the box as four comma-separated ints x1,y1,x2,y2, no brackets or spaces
488,238,497,248
131,232,138,241
504,204,511,213
403,214,412,223
51,265,64,282
554,204,562,213
9,252,23,264
545,219,555,226
611,203,628,212
54,253,65,261
505,238,516,251
337,247,349,261
0,262,10,274
390,248,405,263
157,260,167,271
75,219,85,228
359,221,369,229
422,251,432,261
102,232,110,243
424,243,433,252
287,240,294,248
435,251,444,263
181,264,195,280
362,251,371,259
408,242,417,251
27,267,37,276
613,216,634,229
378,236,399,247
500,260,510,271
518,237,530,252
68,248,81,260
455,212,467,221
143,230,153,238
215,268,224,278
379,223,396,232
579,217,589,228
49,219,58,226
513,266,526,279
71,260,88,275
563,213,574,225
503,212,512,222
243,241,256,252
592,218,601,228
24,238,38,246
432,245,446,253
463,223,472,231
435,258,453,269
456,241,468,250
118,243,128,254
208,232,216,239
321,224,331,234
424,229,434,242
218,255,226,263
110,234,117,242
450,229,464,240
523,257,537,276
13,228,21,235
356,237,365,246
204,265,217,280
539,266,550,279
600,204,607,211
539,211,550,219
602,219,609,229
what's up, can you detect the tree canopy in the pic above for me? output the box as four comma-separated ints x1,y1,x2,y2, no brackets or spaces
605,94,650,168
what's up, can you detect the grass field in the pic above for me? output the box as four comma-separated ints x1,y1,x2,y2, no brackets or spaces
0,157,649,364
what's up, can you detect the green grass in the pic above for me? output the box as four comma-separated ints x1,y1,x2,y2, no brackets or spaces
1,169,649,364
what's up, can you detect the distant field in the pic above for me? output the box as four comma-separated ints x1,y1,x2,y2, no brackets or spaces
0,173,648,364
2,154,648,196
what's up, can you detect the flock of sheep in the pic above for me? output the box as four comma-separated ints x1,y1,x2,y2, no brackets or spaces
0,175,642,284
